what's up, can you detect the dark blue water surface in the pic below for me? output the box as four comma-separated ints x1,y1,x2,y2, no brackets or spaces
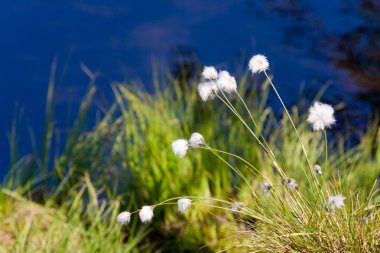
1,0,379,176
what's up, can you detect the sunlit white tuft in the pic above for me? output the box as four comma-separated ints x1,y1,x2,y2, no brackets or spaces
314,164,322,175
202,66,218,81
197,81,218,102
188,132,205,147
327,194,345,210
116,211,131,225
139,206,154,223
171,139,189,158
177,198,192,213
216,71,237,93
287,178,298,190
249,54,269,74
307,102,336,131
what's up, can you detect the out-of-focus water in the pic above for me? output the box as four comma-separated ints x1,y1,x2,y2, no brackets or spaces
1,0,379,175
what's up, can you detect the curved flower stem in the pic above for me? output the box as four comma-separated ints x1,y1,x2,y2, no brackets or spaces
324,130,328,168
197,146,275,184
234,90,276,159
263,71,314,174
204,145,256,196
154,196,233,208
215,93,270,155
129,196,235,214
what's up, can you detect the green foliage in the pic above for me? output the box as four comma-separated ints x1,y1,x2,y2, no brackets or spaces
1,73,380,252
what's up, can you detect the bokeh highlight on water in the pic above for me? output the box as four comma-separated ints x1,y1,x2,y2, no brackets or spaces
0,0,379,175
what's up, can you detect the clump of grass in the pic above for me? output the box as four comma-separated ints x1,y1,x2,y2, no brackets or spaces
118,57,380,251
2,56,380,251
0,173,154,253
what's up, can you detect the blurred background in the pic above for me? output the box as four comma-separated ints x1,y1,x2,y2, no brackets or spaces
1,0,379,176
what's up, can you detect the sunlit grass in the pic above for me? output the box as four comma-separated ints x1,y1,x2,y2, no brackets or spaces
1,68,379,252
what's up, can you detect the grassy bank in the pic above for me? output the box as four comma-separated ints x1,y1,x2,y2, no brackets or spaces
1,71,379,252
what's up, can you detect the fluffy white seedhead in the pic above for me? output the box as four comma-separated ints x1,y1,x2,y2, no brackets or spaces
177,198,192,213
197,81,218,101
327,194,345,211
188,132,205,147
259,181,271,195
139,206,154,223
313,164,322,175
171,139,189,158
216,70,237,93
202,66,218,81
249,54,269,74
116,211,131,225
307,101,336,131
287,178,298,190
230,202,245,212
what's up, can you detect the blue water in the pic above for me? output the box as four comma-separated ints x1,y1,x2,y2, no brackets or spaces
1,0,379,176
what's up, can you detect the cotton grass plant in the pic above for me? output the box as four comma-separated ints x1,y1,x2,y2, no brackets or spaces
117,54,380,252
2,53,380,252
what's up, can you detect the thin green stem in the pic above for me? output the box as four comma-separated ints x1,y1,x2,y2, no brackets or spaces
204,145,256,196
234,90,276,159
197,146,275,185
216,93,270,155
263,71,314,175
324,130,328,168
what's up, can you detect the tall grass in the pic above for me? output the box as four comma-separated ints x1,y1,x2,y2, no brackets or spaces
1,68,380,252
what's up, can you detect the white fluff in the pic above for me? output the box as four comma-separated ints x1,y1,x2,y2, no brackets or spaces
116,211,131,225
139,206,154,223
171,139,189,158
249,54,269,74
177,198,192,213
307,101,336,131
202,66,218,81
313,164,322,175
327,194,345,210
197,81,218,101
216,70,237,93
259,181,271,195
188,132,205,147
287,178,298,190
230,202,245,212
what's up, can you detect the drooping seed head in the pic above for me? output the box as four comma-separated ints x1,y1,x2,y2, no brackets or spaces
139,206,154,223
177,198,192,213
188,132,205,147
171,139,189,158
116,211,131,225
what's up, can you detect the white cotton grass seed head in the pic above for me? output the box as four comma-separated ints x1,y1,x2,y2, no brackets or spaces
177,198,192,213
216,70,237,93
116,211,131,225
171,139,189,158
188,132,205,147
230,202,245,212
249,54,269,74
287,178,298,190
259,181,271,195
197,81,218,101
327,194,345,211
139,206,154,223
314,164,322,175
307,101,336,131
202,66,218,81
